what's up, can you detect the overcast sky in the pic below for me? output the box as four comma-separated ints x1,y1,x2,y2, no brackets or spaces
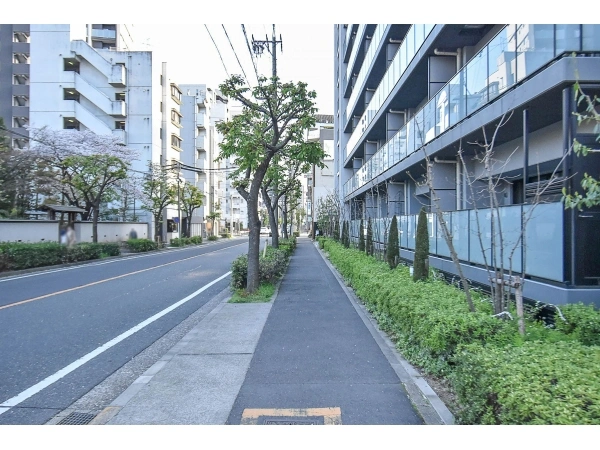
133,24,334,114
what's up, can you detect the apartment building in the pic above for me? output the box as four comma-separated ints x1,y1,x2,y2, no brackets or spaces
334,24,600,306
306,115,335,234
0,25,31,149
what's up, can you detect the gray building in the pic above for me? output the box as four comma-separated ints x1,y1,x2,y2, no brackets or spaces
334,24,600,306
0,25,31,148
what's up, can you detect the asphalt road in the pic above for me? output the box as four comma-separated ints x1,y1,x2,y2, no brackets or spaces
0,238,248,425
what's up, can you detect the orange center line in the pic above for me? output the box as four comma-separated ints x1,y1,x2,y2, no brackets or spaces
0,254,203,311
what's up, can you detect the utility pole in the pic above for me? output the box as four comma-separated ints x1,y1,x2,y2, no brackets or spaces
251,25,282,81
252,25,283,240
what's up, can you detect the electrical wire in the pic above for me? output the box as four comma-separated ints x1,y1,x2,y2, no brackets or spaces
222,25,251,88
241,24,261,86
204,24,230,79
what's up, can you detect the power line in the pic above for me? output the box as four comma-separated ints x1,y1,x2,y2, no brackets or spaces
222,25,251,88
204,24,230,79
241,24,261,86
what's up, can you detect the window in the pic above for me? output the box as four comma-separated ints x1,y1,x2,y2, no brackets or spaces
171,109,182,126
13,95,29,107
13,116,28,128
63,118,80,130
115,92,126,101
13,74,29,85
63,58,80,73
115,121,126,130
13,31,29,43
13,73,29,85
171,134,182,149
63,89,80,102
170,84,182,103
13,53,29,64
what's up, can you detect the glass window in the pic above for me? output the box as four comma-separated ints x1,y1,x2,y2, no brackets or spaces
555,24,581,54
415,24,424,48
582,24,600,51
466,48,488,116
423,98,436,143
488,27,516,101
515,24,554,82
436,85,449,135
406,27,415,63
448,71,466,127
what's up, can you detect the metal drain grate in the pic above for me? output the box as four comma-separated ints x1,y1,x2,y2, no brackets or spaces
56,412,96,425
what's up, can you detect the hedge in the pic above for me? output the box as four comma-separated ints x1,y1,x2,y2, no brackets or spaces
319,237,600,424
126,238,158,253
0,242,110,271
171,236,202,247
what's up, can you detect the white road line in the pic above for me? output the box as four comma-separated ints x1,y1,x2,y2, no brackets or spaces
0,241,245,283
0,271,231,416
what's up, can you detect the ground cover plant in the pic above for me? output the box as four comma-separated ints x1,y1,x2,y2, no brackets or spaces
319,237,600,424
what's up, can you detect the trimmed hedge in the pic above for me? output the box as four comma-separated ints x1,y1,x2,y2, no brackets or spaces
451,341,600,424
99,243,121,257
126,238,158,253
171,236,202,247
208,235,218,241
319,237,600,424
0,241,108,271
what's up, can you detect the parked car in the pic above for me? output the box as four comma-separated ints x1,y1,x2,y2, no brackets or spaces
260,227,272,236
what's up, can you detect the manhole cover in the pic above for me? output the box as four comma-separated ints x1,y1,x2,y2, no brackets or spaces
56,412,96,425
261,416,323,425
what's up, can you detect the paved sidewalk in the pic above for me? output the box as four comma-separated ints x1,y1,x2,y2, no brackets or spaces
87,237,453,425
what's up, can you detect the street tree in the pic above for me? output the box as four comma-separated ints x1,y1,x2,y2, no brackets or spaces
179,183,205,237
206,202,222,237
27,127,139,242
140,162,177,243
216,74,320,293
366,217,374,256
358,219,365,252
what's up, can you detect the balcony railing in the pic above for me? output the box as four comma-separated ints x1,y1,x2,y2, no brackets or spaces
345,24,435,160
346,24,388,123
349,202,564,282
344,24,600,198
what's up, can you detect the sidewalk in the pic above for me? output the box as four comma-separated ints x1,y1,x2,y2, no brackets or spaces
77,237,454,425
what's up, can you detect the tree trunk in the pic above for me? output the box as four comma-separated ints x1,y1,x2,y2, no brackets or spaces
92,202,100,243
514,276,525,336
282,195,289,239
262,187,279,249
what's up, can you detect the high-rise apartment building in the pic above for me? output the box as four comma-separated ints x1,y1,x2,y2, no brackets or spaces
334,24,600,305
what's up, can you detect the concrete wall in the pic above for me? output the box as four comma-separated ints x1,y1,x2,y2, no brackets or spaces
0,221,149,243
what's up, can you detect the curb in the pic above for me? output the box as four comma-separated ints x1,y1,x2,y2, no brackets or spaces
313,240,455,425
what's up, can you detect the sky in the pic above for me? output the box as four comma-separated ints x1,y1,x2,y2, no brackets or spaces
133,24,335,114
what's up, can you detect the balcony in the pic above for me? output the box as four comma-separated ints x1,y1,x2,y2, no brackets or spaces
196,113,206,129
196,135,206,150
112,129,127,144
344,24,598,198
91,29,117,40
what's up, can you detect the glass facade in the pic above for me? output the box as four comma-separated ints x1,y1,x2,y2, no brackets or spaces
344,24,592,197
347,203,563,282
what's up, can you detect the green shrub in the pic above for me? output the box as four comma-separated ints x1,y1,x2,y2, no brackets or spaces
387,215,399,269
220,232,232,238
358,219,365,252
230,246,288,290
208,235,218,241
98,243,120,257
451,341,600,424
321,237,600,424
413,207,429,281
190,235,203,244
553,302,600,346
294,231,301,238
0,241,107,271
127,238,158,253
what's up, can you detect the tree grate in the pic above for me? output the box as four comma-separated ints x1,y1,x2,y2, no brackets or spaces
56,412,96,425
